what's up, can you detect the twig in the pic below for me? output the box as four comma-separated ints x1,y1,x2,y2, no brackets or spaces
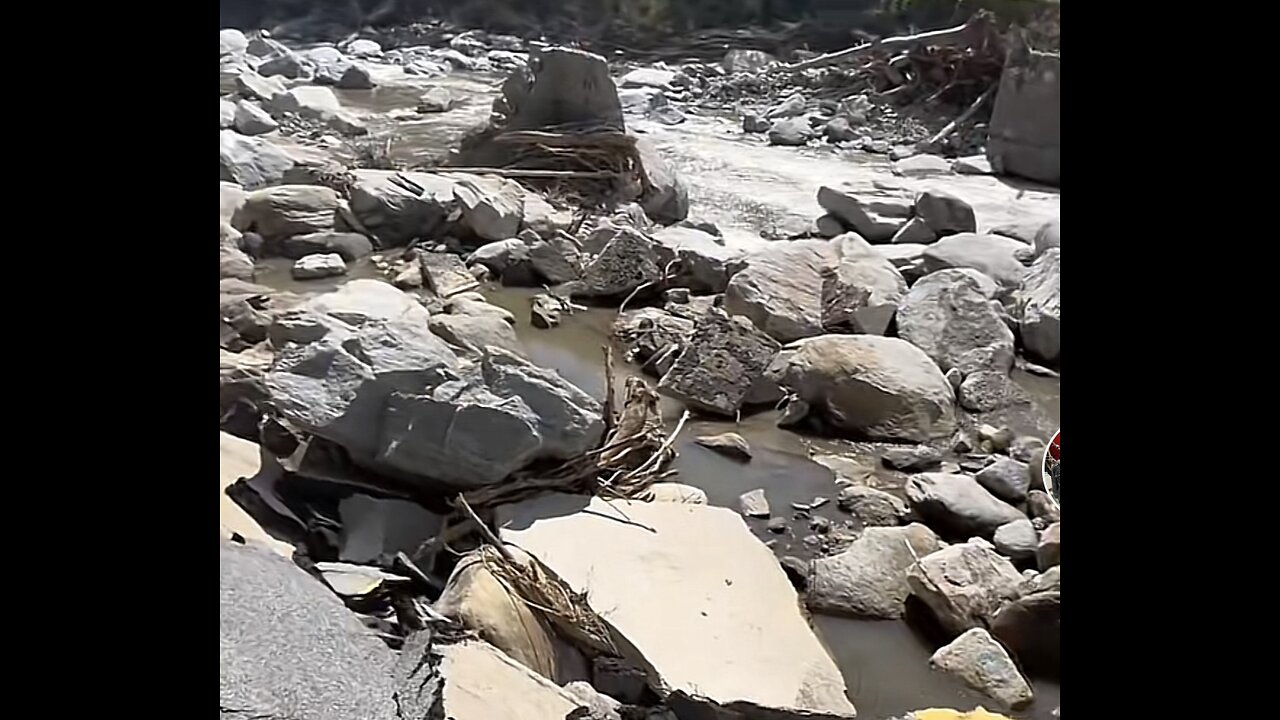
925,83,996,147
602,345,617,435
455,493,514,563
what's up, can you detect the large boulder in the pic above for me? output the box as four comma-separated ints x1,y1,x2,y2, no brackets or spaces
636,137,690,224
657,308,782,415
577,225,662,298
991,586,1060,678
822,234,908,335
808,524,942,618
430,313,524,356
766,335,957,442
725,240,834,342
987,43,1060,187
897,269,1015,375
497,494,857,718
220,539,399,720
975,457,1031,504
1018,247,1061,364
233,99,278,135
234,185,341,239
650,225,744,293
266,86,367,136
906,539,1024,635
817,187,904,242
302,46,354,85
922,233,1029,288
929,628,1034,711
913,189,977,236
904,473,1026,539
497,47,624,132
348,170,459,246
219,130,295,190
454,176,525,241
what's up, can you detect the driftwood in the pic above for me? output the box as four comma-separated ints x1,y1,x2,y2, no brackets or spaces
785,15,993,72
925,83,996,147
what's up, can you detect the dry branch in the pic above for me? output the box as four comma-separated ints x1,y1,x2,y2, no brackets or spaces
785,16,991,72
925,83,997,147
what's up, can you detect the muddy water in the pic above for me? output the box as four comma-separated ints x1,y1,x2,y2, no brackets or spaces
262,65,1062,719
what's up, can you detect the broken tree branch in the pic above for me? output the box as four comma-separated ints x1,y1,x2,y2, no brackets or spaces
785,16,987,72
925,83,997,148
454,493,514,563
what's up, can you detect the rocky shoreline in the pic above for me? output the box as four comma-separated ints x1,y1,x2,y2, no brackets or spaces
220,22,1060,720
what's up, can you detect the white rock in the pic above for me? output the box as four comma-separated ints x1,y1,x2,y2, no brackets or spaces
291,253,347,279
739,488,771,518
233,99,278,135
725,239,835,342
892,154,953,177
953,155,994,174
808,524,942,618
219,29,249,58
220,99,236,128
218,432,292,556
219,130,295,190
930,628,1034,710
235,69,287,103
439,640,583,720
620,67,679,90
346,39,383,58
647,483,708,504
922,232,1030,288
235,185,340,239
1018,247,1060,364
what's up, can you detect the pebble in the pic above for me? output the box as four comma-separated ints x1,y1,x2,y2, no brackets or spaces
767,517,788,534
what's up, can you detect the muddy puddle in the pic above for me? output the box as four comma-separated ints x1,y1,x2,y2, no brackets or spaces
249,66,1062,719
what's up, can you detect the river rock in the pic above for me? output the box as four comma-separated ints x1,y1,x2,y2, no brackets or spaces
338,63,375,90
649,483,709,504
220,539,399,720
923,233,1029,288
496,494,857,718
233,99,278,135
304,46,354,85
1018,248,1060,364
768,117,813,146
267,86,368,136
219,130,295,190
650,226,745,293
817,187,903,242
348,169,459,246
914,189,977,236
1037,522,1060,570
975,457,1030,504
821,234,907,335
520,195,575,239
905,473,1025,539
897,269,1015,375
767,335,957,442
258,45,307,78
500,47,623,131
235,69,286,103
430,313,523,356
992,519,1038,562
418,86,455,112
614,307,695,372
420,252,480,297
742,111,770,133
958,371,1033,412
739,488,771,518
635,137,690,224
221,243,256,280
824,116,859,143
578,226,662,298
564,681,623,720
695,432,752,461
808,524,941,618
292,253,347,279
524,232,580,284
881,446,943,472
621,67,678,90
893,154,952,177
438,639,584,720
906,539,1024,635
657,307,781,415
725,239,833,342
953,155,994,174
764,92,806,119
347,39,383,58
1026,490,1059,525
836,485,910,527
236,185,340,239
220,98,236,128
220,28,248,58
279,232,372,261
619,86,667,113
991,588,1060,677
929,628,1034,710
455,176,524,241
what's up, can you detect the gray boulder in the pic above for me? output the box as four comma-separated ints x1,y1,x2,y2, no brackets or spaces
220,99,236,128
220,243,256,280
454,176,525,241
764,92,806,119
991,587,1060,678
279,232,372,261
929,628,1034,710
266,86,367,136
219,130,295,190
897,269,1015,375
235,185,341,240
694,432,752,461
636,137,690,224
650,225,745,293
348,170,459,246
817,187,903,242
430,313,523,356
528,233,583,284
922,233,1029,288
836,485,911,527
958,370,1033,412
347,39,383,58
219,28,249,58
992,518,1038,562
767,335,957,442
808,524,942,618
906,539,1024,635
577,226,662,298
725,239,834,342
621,67,679,90
468,238,535,282
420,252,480,297
768,117,813,146
975,457,1031,504
1018,247,1061,364
258,45,308,78
889,217,937,245
235,69,287,103
905,473,1025,539
292,253,347,279
304,46,354,85
220,539,398,720
1038,522,1060,570
498,47,623,132
418,86,455,113
913,189,977,236
233,99,278,135
658,308,782,415
821,234,907,335
338,64,375,90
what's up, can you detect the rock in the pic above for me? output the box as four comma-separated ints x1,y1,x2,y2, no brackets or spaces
438,639,584,720
1026,490,1059,524
765,92,806,119
236,185,341,240
528,233,582,284
348,170,461,246
258,46,307,78
742,112,770,133
578,226,662,298
521,195,574,239
220,28,249,58
953,155,993,174
946,368,963,388
978,424,1015,453
922,233,1029,288
614,307,695,375
619,86,667,114
890,217,938,245
767,516,789,533
445,294,517,324
564,681,623,720
304,46,354,85
808,524,942,618
929,628,1034,710
991,589,1060,678
219,130,295,190
347,39,383,58
530,293,562,328
337,494,443,565
815,214,847,238
235,69,287,103
220,540,398,720
420,252,480,297
267,86,367,136
1018,247,1061,364
817,187,902,242
650,225,744,293
497,494,856,718
635,137,690,224
820,235,907,335
220,243,256,280
987,46,1059,186
836,485,910,527
892,154,953,177
739,488,771,518
657,308,781,415
648,483,709,504
824,116,859,143
1037,522,1060,570
454,176,524,241
233,99,278,135
992,519,1038,562
897,269,1015,375
1034,218,1061,255
219,433,293,556
246,34,290,60
220,98,236,128
292,253,347,279
974,457,1030,504
905,539,1024,635
338,64,375,90
766,335,957,442
768,117,813,146
621,67,678,90
279,232,372,261
725,239,834,342
905,473,1025,539
468,238,531,279
958,371,1033,412
723,48,777,74
592,657,649,705
417,86,455,113
498,47,623,132
695,432,752,461
430,313,523,356
914,190,977,236
881,446,943,472
779,556,810,590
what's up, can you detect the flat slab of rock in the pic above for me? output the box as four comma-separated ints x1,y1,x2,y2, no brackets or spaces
438,640,582,720
657,308,781,415
739,488,771,517
905,473,1025,539
577,226,662,298
1018,247,1060,364
906,539,1024,635
236,185,341,240
930,628,1034,710
420,252,480,297
817,187,903,242
836,485,910,527
922,233,1029,288
219,433,293,556
725,239,835,342
650,225,744,293
767,334,957,442
496,494,856,718
808,524,941,618
695,432,752,461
